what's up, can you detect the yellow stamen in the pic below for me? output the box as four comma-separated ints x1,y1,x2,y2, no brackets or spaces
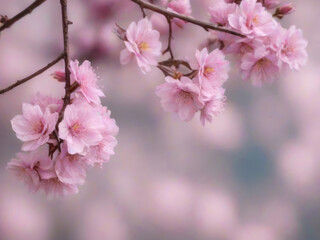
72,123,80,131
252,15,259,24
139,42,150,51
205,67,215,73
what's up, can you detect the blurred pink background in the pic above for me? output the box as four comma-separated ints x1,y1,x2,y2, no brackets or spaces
0,0,320,239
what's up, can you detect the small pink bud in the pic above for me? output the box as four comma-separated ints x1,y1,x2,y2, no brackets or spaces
274,3,295,19
113,23,127,41
52,71,66,82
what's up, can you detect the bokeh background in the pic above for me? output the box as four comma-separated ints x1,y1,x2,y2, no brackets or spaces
0,0,319,239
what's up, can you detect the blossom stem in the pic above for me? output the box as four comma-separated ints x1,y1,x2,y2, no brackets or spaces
0,53,64,95
131,0,245,38
0,0,47,32
162,16,174,59
56,0,72,131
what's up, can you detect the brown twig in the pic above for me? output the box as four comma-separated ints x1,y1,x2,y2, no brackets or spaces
0,54,64,94
56,0,72,131
159,59,191,70
0,0,47,32
162,16,174,59
139,4,147,18
131,0,245,38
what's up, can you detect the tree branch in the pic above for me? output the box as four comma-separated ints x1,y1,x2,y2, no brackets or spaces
0,0,47,32
56,0,72,130
162,16,174,59
131,0,245,38
0,53,64,95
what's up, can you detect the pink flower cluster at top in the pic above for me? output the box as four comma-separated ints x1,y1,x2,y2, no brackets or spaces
210,0,307,86
120,17,228,125
118,0,307,125
8,60,118,197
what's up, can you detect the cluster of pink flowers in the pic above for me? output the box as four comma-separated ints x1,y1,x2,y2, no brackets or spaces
156,48,228,125
210,0,307,86
118,0,307,124
8,60,118,197
119,17,228,125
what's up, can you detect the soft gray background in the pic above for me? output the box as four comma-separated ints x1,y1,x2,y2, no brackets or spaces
0,0,319,239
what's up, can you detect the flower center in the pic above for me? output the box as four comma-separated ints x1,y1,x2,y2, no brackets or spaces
204,67,215,77
178,90,191,104
139,42,150,51
72,123,82,134
257,58,267,66
68,154,78,162
32,121,44,134
252,15,259,25
282,44,295,56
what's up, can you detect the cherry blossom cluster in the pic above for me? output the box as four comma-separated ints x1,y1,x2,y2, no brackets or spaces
118,0,307,125
210,0,307,85
7,60,118,197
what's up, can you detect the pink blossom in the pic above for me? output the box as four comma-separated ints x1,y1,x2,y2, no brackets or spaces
240,47,279,86
7,149,55,192
86,106,118,167
223,37,258,56
194,48,229,99
55,143,88,185
228,0,276,38
11,103,58,151
70,60,105,104
120,18,162,74
155,76,203,121
30,92,63,114
258,0,280,9
200,87,226,126
209,1,237,26
163,0,192,27
275,25,308,70
87,135,118,167
40,177,79,198
58,103,104,155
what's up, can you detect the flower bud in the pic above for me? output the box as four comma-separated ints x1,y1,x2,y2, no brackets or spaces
52,71,66,82
113,23,127,41
274,3,295,19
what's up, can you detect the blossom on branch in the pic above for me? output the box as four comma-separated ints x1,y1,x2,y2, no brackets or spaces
120,17,162,74
8,59,118,197
70,60,105,104
11,103,58,151
228,0,276,38
156,76,204,121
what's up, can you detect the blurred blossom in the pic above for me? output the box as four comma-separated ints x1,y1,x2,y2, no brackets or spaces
0,184,50,240
194,105,245,150
261,200,298,239
146,178,195,231
77,201,129,240
232,224,279,240
1,0,320,239
194,190,238,239
277,141,320,197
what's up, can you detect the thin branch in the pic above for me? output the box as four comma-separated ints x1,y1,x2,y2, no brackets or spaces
131,0,245,38
56,0,72,130
162,16,174,59
139,5,146,18
0,0,47,32
0,54,64,94
159,59,191,70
